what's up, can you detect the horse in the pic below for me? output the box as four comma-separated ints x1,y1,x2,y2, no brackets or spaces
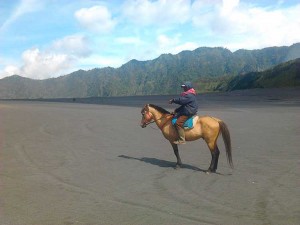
140,104,233,173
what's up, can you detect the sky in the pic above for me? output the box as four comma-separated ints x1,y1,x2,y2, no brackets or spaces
0,0,300,80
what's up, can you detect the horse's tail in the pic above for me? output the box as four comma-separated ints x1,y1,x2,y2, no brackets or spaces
218,120,234,169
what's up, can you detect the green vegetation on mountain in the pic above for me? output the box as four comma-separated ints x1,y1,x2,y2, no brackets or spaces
217,58,300,91
0,43,300,99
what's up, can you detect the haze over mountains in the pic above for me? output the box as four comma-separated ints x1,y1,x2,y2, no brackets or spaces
0,43,300,99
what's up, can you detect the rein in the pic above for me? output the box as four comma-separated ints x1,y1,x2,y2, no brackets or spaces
145,114,173,130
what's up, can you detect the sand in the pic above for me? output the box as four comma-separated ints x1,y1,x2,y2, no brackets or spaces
0,88,299,225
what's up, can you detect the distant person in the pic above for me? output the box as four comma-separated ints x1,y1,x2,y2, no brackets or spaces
169,81,198,144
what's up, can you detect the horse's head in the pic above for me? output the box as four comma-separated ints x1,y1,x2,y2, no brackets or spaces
140,104,154,128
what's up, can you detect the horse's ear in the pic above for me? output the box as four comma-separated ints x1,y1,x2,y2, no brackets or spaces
141,104,149,114
145,104,150,110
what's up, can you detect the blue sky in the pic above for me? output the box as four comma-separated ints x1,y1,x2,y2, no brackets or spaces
0,0,299,79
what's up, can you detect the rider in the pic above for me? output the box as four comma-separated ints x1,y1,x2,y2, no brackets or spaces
169,81,198,144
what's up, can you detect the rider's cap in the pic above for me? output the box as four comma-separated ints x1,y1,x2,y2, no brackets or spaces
181,81,192,89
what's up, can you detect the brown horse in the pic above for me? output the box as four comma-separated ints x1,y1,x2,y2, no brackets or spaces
140,104,233,173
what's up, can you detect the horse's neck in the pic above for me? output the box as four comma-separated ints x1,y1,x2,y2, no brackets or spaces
150,109,163,121
150,109,169,128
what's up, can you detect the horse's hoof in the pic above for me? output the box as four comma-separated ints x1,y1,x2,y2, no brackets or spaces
206,169,216,174
174,164,182,169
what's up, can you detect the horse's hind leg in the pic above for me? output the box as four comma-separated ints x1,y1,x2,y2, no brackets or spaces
170,142,182,168
206,140,220,173
209,145,220,173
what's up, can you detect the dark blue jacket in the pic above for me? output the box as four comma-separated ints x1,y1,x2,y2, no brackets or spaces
172,82,198,117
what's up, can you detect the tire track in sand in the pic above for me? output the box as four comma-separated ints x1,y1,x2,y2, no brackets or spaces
14,140,96,197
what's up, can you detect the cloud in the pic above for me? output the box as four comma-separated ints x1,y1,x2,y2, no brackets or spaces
19,48,72,79
191,0,300,50
0,65,21,78
122,0,191,26
156,34,198,55
0,48,73,80
52,34,92,58
0,34,92,79
79,54,125,69
157,34,180,49
221,0,239,15
0,0,43,32
174,42,199,53
75,5,116,33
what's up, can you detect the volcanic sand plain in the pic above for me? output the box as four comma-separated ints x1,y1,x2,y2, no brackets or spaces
0,88,299,225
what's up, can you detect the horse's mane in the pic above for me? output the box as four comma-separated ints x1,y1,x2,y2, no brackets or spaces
148,104,170,114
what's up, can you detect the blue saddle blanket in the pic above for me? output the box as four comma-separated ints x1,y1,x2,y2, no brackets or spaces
172,116,195,129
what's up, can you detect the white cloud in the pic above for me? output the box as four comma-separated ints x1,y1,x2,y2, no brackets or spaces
174,42,199,53
0,65,21,78
122,0,191,26
0,34,93,79
191,0,300,50
156,34,198,54
0,0,43,32
157,34,180,49
52,34,92,57
0,49,72,80
75,5,116,33
221,0,239,15
19,48,72,79
80,54,125,69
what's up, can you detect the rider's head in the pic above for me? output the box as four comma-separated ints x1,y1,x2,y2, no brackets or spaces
181,81,192,91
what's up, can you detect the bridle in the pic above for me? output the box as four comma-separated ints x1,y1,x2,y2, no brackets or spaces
141,110,173,129
140,110,156,127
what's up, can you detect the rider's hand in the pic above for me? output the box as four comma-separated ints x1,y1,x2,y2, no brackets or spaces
169,99,174,104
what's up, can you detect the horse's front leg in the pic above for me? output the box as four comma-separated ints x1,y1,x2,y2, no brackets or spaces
170,142,182,169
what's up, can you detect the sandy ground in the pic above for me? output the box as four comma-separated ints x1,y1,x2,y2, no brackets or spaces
0,89,299,225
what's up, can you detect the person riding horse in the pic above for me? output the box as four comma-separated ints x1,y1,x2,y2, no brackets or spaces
169,81,198,144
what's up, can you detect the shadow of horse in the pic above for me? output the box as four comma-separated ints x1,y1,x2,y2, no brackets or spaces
118,155,206,172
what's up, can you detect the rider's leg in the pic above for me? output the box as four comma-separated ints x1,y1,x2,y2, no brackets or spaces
174,116,188,144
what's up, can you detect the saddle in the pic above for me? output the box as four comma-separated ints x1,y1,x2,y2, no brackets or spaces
171,115,197,130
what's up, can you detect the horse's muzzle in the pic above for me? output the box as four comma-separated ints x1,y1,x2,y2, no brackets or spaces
140,123,147,128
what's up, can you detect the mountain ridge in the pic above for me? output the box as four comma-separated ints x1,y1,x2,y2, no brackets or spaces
1,43,300,99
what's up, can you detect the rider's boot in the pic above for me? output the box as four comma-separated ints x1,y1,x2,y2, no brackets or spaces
174,125,186,145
